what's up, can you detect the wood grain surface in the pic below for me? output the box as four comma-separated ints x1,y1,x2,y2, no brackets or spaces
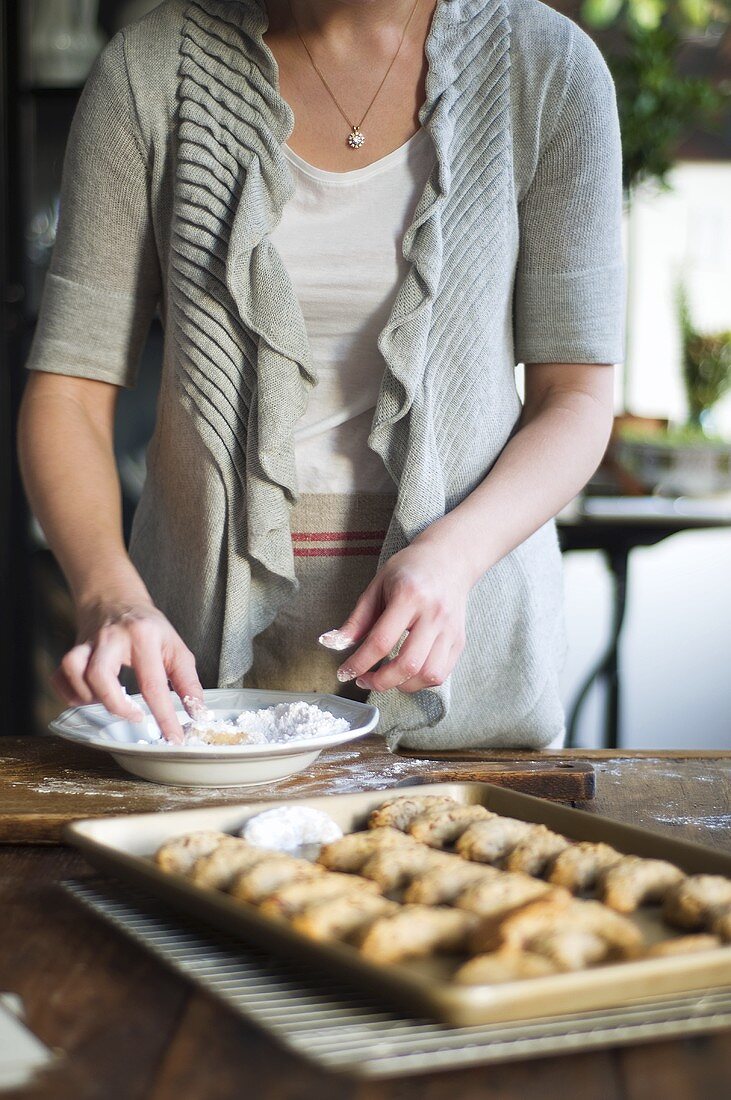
1,755,729,1099
0,736,599,843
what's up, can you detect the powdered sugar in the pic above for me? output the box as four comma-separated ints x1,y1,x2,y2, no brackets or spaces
150,699,352,748
182,696,216,724
317,629,355,651
236,700,350,742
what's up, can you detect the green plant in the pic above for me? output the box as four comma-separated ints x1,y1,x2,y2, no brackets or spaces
583,0,718,32
616,422,729,446
677,284,731,430
580,0,729,191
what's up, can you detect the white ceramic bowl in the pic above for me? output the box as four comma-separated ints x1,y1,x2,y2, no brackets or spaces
49,688,380,788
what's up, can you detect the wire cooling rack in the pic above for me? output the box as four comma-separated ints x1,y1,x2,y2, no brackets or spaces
64,878,731,1079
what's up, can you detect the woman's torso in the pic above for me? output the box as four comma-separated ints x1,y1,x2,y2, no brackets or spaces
115,0,588,746
130,0,526,696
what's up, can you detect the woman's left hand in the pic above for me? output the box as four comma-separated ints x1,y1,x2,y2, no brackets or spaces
321,534,470,694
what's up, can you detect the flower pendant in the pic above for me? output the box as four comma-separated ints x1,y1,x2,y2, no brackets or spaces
347,126,365,149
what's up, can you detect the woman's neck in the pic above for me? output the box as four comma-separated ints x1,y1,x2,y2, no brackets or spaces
264,0,429,54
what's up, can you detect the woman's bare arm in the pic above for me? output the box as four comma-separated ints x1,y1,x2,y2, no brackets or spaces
326,363,614,693
414,361,615,589
18,372,202,740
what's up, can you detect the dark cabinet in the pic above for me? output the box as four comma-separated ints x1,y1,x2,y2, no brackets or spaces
1,1,161,734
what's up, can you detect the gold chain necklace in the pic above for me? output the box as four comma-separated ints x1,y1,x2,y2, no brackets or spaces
286,0,422,149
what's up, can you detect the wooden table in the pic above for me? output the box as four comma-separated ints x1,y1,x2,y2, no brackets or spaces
2,745,730,1099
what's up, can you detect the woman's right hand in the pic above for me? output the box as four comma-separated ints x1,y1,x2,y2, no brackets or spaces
17,374,201,744
52,599,204,744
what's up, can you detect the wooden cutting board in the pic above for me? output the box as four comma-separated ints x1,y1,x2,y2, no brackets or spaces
0,735,594,844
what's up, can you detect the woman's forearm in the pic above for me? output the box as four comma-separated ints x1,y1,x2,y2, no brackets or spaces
18,373,201,740
413,363,615,588
17,373,150,611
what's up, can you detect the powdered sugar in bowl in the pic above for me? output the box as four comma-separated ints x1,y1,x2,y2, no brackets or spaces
49,689,379,787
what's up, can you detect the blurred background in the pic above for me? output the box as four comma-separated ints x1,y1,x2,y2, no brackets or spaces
1,0,730,746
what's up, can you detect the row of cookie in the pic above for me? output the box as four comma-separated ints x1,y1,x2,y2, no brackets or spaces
153,829,481,964
314,823,675,976
366,795,731,932
162,828,644,971
369,795,684,911
153,828,726,979
316,824,718,977
456,894,724,986
319,825,561,914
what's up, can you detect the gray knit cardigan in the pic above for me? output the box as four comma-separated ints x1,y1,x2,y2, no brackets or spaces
26,0,625,749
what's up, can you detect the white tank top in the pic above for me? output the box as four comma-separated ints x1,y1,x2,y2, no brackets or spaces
270,125,436,494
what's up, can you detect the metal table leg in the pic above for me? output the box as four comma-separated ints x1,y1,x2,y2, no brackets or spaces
565,545,630,749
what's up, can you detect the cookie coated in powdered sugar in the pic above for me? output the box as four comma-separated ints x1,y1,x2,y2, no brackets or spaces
240,806,344,856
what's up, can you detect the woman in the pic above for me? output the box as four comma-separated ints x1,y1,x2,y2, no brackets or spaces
18,0,624,749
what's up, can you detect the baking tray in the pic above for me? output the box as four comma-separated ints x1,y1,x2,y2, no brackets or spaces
65,783,731,1028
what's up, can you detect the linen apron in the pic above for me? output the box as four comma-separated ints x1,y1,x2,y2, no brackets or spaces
239,492,397,699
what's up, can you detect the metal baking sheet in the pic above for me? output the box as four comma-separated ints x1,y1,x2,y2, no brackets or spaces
65,783,731,1027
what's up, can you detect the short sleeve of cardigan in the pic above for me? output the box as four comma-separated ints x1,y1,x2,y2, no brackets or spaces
513,27,626,365
24,31,160,389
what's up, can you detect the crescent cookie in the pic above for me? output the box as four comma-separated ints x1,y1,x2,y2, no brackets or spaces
662,875,731,930
190,841,273,890
469,896,643,959
455,873,559,920
154,831,237,876
318,827,418,873
456,817,536,864
404,859,502,906
359,846,452,893
455,949,559,985
598,856,685,913
408,804,493,849
258,872,381,920
710,907,731,943
291,893,399,942
547,842,623,894
367,795,458,832
356,905,479,963
230,855,323,905
503,827,572,877
525,928,615,970
646,934,721,958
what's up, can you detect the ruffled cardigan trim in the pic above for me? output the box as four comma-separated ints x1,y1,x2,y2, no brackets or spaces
171,0,512,736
